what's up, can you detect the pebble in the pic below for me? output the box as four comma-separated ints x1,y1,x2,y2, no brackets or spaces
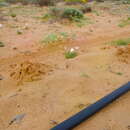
0,24,3,28
0,75,3,80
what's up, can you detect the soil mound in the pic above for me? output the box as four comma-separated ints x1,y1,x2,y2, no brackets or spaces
116,45,130,63
10,61,53,85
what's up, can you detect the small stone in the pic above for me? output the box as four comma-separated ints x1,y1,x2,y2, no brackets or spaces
17,88,22,92
75,46,79,50
12,47,17,50
0,24,3,28
70,48,75,52
127,125,130,130
50,120,58,125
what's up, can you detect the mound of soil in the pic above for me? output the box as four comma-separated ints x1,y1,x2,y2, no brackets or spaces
10,61,53,85
116,45,130,63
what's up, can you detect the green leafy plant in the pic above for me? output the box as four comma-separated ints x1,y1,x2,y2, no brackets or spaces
122,0,130,4
116,72,123,75
43,33,58,44
62,8,84,20
10,13,16,17
42,13,53,21
65,51,77,59
42,32,69,44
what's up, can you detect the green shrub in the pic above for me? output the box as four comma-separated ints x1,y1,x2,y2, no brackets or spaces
65,51,77,59
42,7,84,23
109,38,130,46
42,32,69,44
43,33,58,44
62,8,84,20
10,13,16,17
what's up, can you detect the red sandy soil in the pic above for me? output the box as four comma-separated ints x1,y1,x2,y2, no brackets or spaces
0,2,130,130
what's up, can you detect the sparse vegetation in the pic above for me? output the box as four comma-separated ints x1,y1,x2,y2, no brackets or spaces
42,7,84,23
116,72,123,75
108,38,130,46
42,7,91,27
62,8,83,20
10,13,16,17
42,32,69,44
80,72,89,77
17,30,23,35
118,17,130,27
65,50,77,59
80,4,92,13
42,33,58,44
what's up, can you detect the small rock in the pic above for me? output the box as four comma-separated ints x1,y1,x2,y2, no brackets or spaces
77,103,86,109
127,125,130,130
12,47,17,50
0,24,3,28
75,46,79,50
50,120,58,125
0,75,3,80
70,48,75,52
17,88,22,92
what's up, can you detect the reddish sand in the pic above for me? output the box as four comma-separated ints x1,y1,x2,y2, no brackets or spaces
0,2,130,130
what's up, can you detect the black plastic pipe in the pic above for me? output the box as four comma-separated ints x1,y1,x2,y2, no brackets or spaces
51,82,130,130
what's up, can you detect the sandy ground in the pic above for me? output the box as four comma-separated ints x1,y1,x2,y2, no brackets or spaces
0,1,130,130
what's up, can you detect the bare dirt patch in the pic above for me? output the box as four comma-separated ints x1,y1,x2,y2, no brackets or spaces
0,1,130,130
10,61,53,85
116,45,130,63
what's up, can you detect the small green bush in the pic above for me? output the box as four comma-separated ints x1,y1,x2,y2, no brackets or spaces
10,13,16,17
42,32,70,44
109,38,130,46
65,51,77,59
62,8,84,20
43,33,58,44
116,39,130,46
